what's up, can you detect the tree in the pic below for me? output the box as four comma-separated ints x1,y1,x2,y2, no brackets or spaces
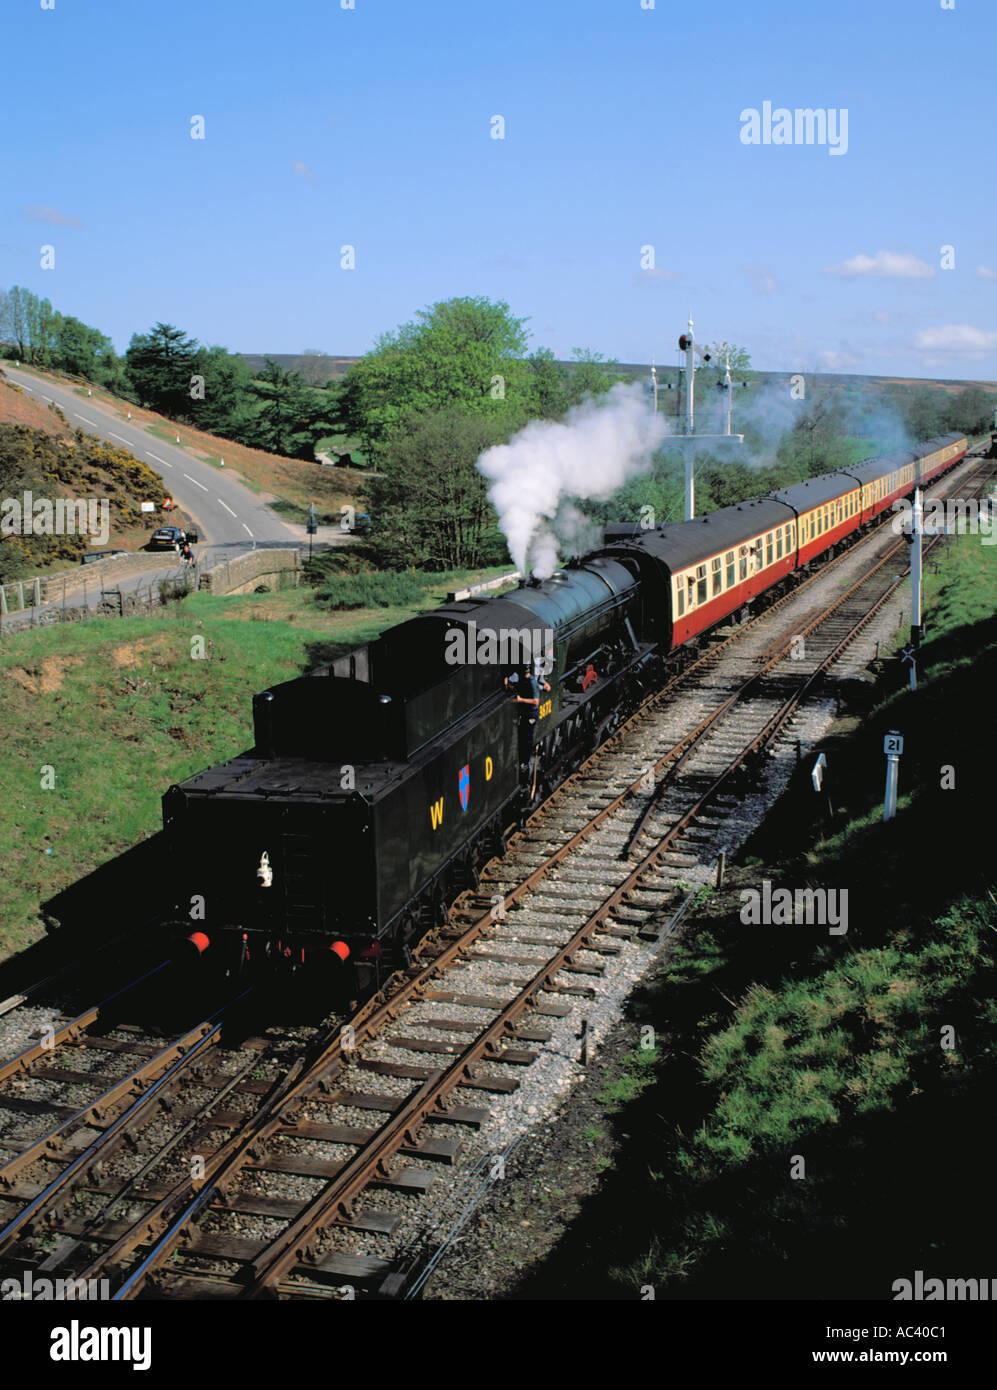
774,397,854,481
562,348,625,408
342,297,533,464
189,345,260,437
944,386,993,436
249,358,335,458
364,408,509,569
24,294,57,364
125,323,199,418
701,459,760,509
53,314,119,382
526,347,567,419
0,287,31,360
0,286,54,362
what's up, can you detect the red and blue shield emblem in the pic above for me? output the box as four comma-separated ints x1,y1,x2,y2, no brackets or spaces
458,764,470,811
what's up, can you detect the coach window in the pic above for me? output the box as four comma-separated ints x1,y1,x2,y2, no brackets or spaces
675,579,685,617
739,547,748,581
712,555,723,595
765,532,774,566
725,550,735,587
775,527,782,559
696,564,707,605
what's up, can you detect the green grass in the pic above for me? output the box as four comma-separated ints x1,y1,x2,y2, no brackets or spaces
0,608,330,955
597,1047,661,1110
270,498,342,526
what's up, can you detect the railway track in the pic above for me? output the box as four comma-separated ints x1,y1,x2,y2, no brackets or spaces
0,450,991,1300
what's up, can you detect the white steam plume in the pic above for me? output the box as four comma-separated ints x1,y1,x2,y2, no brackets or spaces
477,383,669,577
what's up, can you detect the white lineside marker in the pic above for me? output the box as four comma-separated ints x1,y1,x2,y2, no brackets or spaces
811,753,826,792
883,731,903,822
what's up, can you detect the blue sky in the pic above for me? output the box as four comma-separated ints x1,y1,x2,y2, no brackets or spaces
4,0,994,380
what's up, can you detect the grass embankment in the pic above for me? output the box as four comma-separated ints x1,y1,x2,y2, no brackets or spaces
514,533,997,1300
0,564,512,957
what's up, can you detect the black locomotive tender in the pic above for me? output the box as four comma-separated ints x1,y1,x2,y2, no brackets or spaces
163,434,966,986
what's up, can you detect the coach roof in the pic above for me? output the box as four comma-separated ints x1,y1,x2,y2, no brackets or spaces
605,494,797,571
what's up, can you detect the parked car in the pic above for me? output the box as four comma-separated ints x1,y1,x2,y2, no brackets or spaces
148,525,198,550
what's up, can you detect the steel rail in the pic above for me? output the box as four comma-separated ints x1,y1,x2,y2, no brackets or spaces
0,960,171,1085
0,991,251,1258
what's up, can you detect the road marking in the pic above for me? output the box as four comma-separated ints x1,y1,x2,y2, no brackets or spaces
183,472,209,492
19,383,33,391
146,451,173,468
242,523,254,537
41,394,52,402
217,498,238,517
74,414,98,426
109,432,132,445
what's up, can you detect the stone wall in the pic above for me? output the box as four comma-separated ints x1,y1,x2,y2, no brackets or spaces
199,548,301,596
40,551,180,601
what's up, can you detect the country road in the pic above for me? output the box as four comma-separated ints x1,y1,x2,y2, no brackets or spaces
2,364,314,553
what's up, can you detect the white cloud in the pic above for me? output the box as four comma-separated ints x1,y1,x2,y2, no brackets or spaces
21,204,83,227
976,265,997,280
912,324,997,356
824,250,934,280
290,160,315,182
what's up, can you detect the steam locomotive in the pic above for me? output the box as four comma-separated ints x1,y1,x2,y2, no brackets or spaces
162,433,966,985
